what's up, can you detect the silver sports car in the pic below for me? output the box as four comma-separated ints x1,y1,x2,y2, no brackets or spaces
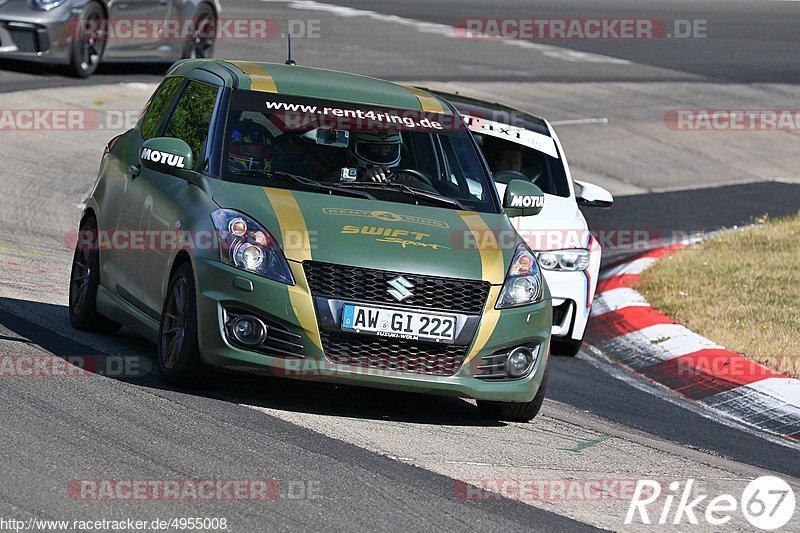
0,0,221,77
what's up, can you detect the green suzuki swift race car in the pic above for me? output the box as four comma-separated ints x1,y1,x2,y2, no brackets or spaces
69,59,553,421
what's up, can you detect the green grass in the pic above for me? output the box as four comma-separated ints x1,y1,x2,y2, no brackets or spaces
637,213,800,378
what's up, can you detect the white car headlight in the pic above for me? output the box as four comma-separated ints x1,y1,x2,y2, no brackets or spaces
496,244,544,308
536,249,590,272
211,209,294,285
32,0,67,11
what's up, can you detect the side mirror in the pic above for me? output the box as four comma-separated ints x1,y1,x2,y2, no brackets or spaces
139,137,194,180
574,179,614,208
503,179,545,217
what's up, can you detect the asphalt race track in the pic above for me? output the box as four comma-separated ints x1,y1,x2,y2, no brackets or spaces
0,1,799,531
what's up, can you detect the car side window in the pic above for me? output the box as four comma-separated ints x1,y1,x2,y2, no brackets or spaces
163,80,219,171
140,77,184,141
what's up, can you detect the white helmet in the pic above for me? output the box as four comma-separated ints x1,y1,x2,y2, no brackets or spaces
350,130,402,169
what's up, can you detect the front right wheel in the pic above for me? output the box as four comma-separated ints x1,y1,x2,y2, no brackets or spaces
552,336,584,357
477,366,549,422
158,262,211,386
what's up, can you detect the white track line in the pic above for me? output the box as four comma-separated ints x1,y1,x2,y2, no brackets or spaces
262,0,633,65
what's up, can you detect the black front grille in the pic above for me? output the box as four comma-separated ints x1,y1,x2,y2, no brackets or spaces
320,331,468,377
304,261,489,314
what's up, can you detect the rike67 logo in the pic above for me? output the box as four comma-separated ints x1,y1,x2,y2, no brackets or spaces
626,476,796,530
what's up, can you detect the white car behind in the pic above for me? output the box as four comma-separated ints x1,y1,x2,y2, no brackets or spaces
432,90,614,356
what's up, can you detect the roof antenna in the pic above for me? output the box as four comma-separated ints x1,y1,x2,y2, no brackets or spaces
285,34,296,65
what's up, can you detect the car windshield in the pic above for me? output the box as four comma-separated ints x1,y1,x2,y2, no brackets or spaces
222,90,499,213
459,112,571,198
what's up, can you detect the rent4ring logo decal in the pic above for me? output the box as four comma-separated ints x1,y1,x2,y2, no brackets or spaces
322,208,449,228
625,476,796,529
140,147,186,168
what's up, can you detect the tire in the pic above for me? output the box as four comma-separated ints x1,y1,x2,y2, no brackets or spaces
69,215,121,333
181,4,217,59
552,337,584,357
158,262,211,386
477,366,549,423
66,1,107,78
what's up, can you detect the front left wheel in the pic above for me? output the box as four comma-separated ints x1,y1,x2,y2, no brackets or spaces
158,262,211,386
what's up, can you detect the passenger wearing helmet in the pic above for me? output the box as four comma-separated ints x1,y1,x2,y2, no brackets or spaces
227,118,273,172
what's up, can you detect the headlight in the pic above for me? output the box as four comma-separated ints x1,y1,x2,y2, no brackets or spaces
536,249,590,271
32,0,67,11
496,244,544,308
211,209,294,285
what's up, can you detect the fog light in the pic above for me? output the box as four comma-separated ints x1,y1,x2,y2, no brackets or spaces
505,347,536,378
230,315,267,346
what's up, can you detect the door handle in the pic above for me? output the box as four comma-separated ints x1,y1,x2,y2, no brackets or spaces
129,164,141,179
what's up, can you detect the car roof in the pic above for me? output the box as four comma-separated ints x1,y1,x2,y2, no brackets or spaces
425,89,551,136
167,59,452,114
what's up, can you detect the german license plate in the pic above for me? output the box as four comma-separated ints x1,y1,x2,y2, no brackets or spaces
341,304,456,344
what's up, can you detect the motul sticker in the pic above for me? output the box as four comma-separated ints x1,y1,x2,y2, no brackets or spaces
510,195,544,208
141,148,185,168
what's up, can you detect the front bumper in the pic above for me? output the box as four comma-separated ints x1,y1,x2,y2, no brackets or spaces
0,6,72,64
194,257,552,403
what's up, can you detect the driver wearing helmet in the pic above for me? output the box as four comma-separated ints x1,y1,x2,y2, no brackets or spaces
227,118,273,173
348,130,404,183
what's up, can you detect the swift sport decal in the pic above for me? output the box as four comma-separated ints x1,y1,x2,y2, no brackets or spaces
340,225,451,250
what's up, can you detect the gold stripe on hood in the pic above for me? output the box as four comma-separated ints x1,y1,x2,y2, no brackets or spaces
263,188,321,350
457,211,506,284
263,188,312,262
457,211,507,367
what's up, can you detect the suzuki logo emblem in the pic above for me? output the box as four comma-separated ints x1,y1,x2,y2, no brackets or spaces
387,276,414,302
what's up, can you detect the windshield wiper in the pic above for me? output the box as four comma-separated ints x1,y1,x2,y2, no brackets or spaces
232,170,375,200
337,181,469,210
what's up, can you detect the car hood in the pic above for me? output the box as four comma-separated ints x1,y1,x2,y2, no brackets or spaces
212,183,520,284
496,183,590,251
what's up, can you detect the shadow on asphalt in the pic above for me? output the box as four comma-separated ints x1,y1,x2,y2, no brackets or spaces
0,58,172,78
0,297,503,428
